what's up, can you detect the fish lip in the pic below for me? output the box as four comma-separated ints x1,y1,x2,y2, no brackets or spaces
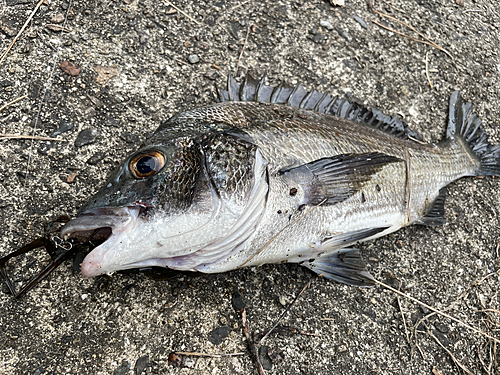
60,205,144,277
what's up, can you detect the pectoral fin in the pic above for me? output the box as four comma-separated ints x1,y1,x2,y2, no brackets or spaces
302,248,375,287
281,152,401,205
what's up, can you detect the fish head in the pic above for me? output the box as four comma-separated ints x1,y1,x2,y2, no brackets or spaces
61,136,217,277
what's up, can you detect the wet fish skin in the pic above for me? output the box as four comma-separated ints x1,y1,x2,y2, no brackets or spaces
61,75,500,285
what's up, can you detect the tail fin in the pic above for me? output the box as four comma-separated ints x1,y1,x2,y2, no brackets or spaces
448,91,500,176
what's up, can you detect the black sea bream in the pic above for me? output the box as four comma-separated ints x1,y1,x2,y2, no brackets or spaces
61,75,500,286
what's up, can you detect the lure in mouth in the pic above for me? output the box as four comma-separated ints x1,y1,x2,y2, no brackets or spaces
60,206,143,277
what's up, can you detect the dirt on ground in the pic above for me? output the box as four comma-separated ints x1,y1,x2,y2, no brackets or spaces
1,0,500,374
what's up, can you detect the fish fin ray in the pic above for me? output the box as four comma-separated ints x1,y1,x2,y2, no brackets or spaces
416,188,447,226
281,152,401,205
448,91,500,176
302,248,375,287
216,74,422,141
318,227,390,249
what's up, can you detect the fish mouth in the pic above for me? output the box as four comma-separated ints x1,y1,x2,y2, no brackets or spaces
60,205,144,277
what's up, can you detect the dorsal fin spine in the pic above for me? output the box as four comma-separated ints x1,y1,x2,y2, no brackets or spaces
217,74,421,141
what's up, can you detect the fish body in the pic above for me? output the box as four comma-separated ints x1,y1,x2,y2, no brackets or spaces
61,75,500,286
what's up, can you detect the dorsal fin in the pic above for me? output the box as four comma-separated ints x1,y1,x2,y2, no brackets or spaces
217,73,422,141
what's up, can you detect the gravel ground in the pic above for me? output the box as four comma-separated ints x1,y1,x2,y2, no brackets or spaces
1,0,500,374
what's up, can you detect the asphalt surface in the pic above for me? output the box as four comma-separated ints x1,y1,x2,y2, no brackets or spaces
1,0,499,374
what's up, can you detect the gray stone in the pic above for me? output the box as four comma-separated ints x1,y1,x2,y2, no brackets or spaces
74,128,98,147
353,15,367,29
188,54,200,64
320,20,334,30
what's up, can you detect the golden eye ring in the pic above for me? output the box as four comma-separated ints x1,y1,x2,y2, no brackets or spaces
129,150,166,179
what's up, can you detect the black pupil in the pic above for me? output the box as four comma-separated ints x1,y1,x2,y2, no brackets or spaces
137,156,156,175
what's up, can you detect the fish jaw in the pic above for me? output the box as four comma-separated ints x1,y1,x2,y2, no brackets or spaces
60,206,142,277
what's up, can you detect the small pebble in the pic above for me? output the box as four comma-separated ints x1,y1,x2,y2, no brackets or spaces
320,20,334,30
353,15,367,29
75,128,98,148
231,293,245,310
204,71,219,80
51,121,74,136
434,322,450,334
37,141,52,155
134,356,149,375
259,346,273,370
188,54,200,64
113,361,131,375
60,61,81,76
184,357,195,368
66,172,78,184
313,33,326,44
208,326,231,345
168,353,182,367
87,152,105,165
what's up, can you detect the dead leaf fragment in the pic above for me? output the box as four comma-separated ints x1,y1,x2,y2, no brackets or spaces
329,0,344,6
94,65,119,85
50,14,65,24
66,172,78,183
455,0,464,6
432,366,444,375
46,24,71,32
60,61,81,76
165,7,177,15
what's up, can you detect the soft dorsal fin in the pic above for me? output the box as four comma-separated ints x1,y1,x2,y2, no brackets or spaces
217,73,422,141
281,152,401,206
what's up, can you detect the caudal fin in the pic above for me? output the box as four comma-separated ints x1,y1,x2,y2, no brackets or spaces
447,91,500,176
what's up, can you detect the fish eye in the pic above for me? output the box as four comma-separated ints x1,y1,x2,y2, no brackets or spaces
129,150,165,179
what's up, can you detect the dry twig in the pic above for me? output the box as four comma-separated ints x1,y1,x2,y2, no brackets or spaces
174,351,244,358
380,0,406,14
235,27,250,76
45,24,72,33
396,288,412,350
241,308,266,375
24,0,73,186
259,278,314,344
0,0,44,66
373,278,500,343
163,0,201,25
0,135,65,142
425,51,433,88
0,95,27,113
231,0,253,11
427,329,473,375
371,12,452,59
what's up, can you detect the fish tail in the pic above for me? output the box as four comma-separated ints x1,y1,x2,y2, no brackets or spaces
447,91,500,176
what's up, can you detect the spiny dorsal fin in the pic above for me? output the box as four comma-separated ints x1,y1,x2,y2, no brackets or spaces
217,73,422,141
281,152,401,206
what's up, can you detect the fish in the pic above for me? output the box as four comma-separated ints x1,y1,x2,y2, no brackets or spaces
60,74,500,286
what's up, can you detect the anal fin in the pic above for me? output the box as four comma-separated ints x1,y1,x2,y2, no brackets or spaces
281,152,401,206
302,248,375,287
416,188,446,226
